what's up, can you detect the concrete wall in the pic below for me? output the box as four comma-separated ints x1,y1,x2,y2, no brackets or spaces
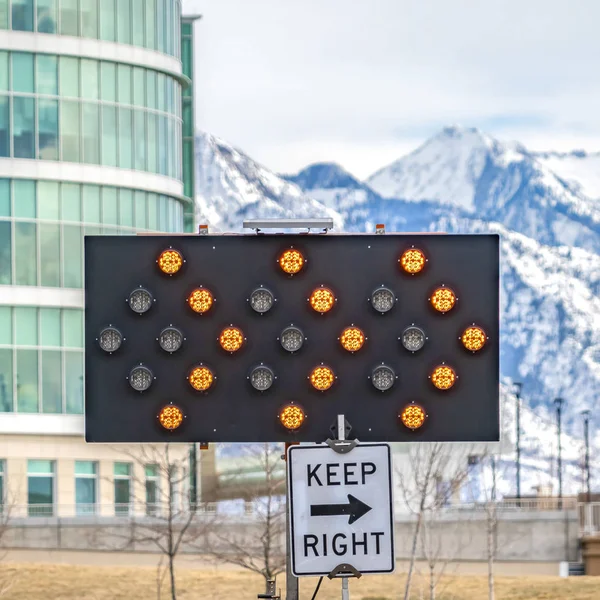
1,510,580,564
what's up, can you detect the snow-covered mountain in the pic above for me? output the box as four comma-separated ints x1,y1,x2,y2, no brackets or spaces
367,126,600,254
194,132,343,232
194,128,599,493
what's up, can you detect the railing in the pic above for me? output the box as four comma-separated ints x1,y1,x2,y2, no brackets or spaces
437,498,579,512
579,502,600,536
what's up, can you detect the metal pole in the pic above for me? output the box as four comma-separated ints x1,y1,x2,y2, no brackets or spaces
341,576,349,600
582,410,591,503
514,382,522,504
285,453,299,600
554,398,565,510
190,442,197,507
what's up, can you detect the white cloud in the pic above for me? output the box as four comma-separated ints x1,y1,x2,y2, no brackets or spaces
184,0,600,178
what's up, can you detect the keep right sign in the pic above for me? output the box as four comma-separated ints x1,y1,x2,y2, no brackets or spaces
287,443,395,577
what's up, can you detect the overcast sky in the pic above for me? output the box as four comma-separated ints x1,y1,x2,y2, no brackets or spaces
183,0,600,178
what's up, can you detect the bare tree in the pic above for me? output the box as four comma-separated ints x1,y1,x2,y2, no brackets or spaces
396,443,472,600
0,489,19,597
201,443,286,584
102,443,213,600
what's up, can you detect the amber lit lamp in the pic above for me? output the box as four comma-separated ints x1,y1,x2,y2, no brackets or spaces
310,287,335,313
157,249,183,275
400,404,427,430
219,327,244,352
279,249,304,274
462,326,487,352
431,287,456,313
400,248,426,274
431,365,456,390
158,405,184,430
279,405,305,430
340,327,365,352
310,366,335,391
189,366,214,391
188,288,213,314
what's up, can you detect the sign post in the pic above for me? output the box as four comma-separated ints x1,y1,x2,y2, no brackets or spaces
287,428,395,590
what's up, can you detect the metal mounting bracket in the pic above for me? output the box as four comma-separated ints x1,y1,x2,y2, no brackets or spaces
327,563,363,579
243,218,334,234
325,414,359,454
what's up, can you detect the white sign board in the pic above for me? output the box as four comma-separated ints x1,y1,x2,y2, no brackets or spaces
287,443,395,577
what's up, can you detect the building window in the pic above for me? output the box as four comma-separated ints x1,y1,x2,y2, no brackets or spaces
27,459,54,517
145,464,159,516
0,460,5,512
75,460,97,515
114,462,131,516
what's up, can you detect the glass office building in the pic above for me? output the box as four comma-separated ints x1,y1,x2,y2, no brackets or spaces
0,0,198,517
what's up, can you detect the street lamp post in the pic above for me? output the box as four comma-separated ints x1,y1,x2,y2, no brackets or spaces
554,398,565,510
514,382,522,504
582,410,591,503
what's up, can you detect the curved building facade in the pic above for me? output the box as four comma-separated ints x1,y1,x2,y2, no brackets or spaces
0,0,197,518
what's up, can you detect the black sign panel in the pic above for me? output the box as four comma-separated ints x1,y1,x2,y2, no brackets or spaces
84,233,499,443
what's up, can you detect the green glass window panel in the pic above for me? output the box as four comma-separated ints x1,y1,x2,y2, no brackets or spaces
117,65,132,105
0,307,10,344
158,195,167,228
0,179,9,216
12,0,34,32
62,225,82,287
80,0,98,38
81,59,99,100
0,349,12,412
118,108,132,169
117,0,131,45
61,183,81,221
132,68,144,107
75,461,97,475
157,0,166,53
65,351,83,413
0,222,10,284
75,478,96,513
38,98,59,160
41,350,61,413
39,223,60,286
84,225,100,238
132,0,144,46
16,349,38,412
12,53,34,92
15,307,37,346
182,22,192,36
60,100,80,162
59,56,79,98
183,101,192,137
147,193,158,230
134,191,146,229
114,462,131,477
59,0,78,36
133,110,146,171
0,95,8,158
37,181,59,220
183,139,194,198
82,185,100,224
147,71,157,109
119,189,133,227
167,118,174,178
145,464,158,478
100,0,115,41
82,102,99,164
0,1,7,29
13,96,35,159
156,73,165,112
13,180,36,218
0,52,8,91
28,476,53,512
158,116,167,175
36,55,58,95
145,0,156,49
100,62,116,102
63,309,83,348
28,459,54,475
101,187,118,225
14,222,37,285
40,308,60,346
36,0,57,34
147,113,157,173
182,38,192,96
101,105,117,167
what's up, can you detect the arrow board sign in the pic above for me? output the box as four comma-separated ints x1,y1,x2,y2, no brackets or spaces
287,443,395,577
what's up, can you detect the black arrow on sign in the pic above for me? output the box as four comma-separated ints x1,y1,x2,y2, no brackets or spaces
310,494,372,524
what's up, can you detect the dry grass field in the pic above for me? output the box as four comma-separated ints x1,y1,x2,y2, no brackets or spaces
0,564,598,600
